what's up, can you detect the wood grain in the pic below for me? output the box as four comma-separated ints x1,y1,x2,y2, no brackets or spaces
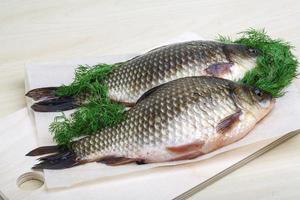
0,0,300,199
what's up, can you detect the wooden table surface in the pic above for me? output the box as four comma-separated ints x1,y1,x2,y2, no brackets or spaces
0,0,300,199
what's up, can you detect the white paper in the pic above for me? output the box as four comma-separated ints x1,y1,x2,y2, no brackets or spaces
25,33,300,188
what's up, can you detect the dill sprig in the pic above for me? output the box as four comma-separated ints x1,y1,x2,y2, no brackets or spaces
49,98,125,146
50,63,126,146
218,28,298,97
56,63,120,97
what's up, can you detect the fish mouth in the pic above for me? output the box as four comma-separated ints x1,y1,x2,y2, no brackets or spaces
268,98,276,112
252,98,275,122
259,95,275,108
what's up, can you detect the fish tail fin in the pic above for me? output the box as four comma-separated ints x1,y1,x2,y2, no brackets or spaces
26,87,58,101
26,145,62,156
26,145,79,170
31,96,78,112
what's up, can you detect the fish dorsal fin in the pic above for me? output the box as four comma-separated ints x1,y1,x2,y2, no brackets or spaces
146,44,169,53
136,83,166,104
216,110,242,134
126,45,170,64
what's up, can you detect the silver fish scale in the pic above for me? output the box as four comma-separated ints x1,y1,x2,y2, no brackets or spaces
73,77,239,161
103,41,229,104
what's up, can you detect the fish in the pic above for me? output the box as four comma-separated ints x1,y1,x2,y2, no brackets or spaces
26,76,274,169
26,40,260,112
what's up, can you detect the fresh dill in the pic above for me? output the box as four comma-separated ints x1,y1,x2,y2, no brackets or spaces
49,98,125,146
218,28,298,97
50,63,126,146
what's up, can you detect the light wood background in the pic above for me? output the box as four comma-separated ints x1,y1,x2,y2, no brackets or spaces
0,0,300,199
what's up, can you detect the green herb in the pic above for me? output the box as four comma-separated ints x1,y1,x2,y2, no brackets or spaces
55,63,121,97
218,28,298,97
50,63,126,146
49,98,125,146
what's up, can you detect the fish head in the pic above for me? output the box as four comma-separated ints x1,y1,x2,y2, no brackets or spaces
232,84,275,121
224,44,261,80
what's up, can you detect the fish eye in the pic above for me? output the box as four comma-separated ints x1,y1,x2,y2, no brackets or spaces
254,88,263,97
247,48,259,56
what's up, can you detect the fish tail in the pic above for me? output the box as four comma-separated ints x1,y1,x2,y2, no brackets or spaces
26,87,58,101
26,145,62,156
26,145,79,169
31,96,78,112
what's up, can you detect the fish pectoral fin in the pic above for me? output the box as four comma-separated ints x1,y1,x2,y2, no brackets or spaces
167,141,205,154
204,62,233,77
217,110,242,134
97,156,138,166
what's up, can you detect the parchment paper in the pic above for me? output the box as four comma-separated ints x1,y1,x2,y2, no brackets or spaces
25,33,300,188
